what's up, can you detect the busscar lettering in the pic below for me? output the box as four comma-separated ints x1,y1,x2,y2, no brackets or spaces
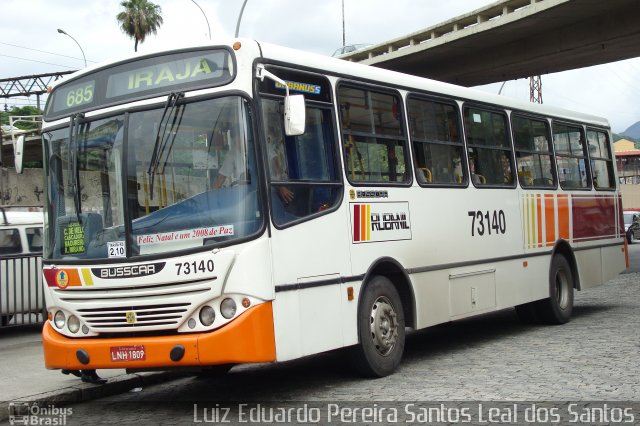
99,264,156,278
370,213,410,231
92,262,165,279
127,59,215,90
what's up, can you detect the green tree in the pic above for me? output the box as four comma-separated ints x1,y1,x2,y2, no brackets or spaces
1,106,43,129
116,0,163,52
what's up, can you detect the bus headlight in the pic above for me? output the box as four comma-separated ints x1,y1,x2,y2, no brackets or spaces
54,311,66,329
220,298,236,319
68,315,80,334
199,306,215,326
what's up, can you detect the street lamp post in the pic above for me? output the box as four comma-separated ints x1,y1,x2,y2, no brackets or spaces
190,0,211,40
57,29,87,67
235,0,248,37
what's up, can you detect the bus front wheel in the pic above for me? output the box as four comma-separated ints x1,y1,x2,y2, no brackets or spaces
536,255,574,324
350,276,405,377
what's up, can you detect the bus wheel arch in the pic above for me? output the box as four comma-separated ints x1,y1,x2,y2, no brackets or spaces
538,241,576,324
350,258,414,377
360,257,416,329
551,240,580,291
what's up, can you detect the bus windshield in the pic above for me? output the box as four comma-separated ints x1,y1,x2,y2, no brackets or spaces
43,95,262,261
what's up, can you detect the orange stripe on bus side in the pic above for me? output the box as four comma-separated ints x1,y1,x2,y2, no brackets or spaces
545,194,556,246
558,194,570,240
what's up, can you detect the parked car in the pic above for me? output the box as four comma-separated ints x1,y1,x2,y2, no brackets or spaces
0,208,44,326
623,210,640,244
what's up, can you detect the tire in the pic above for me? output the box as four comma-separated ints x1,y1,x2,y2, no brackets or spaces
197,364,234,378
514,302,538,324
535,255,574,324
627,230,633,244
350,276,405,377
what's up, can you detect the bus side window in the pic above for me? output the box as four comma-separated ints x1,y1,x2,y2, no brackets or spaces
553,123,590,190
407,96,466,186
463,107,515,187
338,85,409,184
512,115,555,188
261,98,342,226
587,129,615,190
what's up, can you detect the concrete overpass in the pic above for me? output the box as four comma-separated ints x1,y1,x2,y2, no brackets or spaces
340,0,640,86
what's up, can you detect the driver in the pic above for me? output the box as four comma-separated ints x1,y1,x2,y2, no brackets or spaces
213,129,247,188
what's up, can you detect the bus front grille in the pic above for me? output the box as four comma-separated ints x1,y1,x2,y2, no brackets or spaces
77,303,191,328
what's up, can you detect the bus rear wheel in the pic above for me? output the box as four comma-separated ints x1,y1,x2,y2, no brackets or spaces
350,276,405,377
536,255,574,324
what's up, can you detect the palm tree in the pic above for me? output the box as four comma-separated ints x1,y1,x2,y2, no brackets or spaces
116,0,164,52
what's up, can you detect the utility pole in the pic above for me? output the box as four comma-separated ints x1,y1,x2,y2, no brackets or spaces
342,0,346,48
529,75,542,104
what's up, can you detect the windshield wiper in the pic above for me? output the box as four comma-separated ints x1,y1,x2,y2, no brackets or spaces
67,113,84,222
148,92,184,199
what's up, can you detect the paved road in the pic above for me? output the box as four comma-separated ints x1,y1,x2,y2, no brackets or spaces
30,269,636,426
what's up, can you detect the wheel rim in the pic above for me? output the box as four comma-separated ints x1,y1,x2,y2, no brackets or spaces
554,268,570,310
369,296,399,356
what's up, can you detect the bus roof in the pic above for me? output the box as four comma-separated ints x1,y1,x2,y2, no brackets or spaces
256,40,610,129
47,38,610,129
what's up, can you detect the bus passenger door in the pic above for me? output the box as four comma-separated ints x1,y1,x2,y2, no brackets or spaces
262,99,350,361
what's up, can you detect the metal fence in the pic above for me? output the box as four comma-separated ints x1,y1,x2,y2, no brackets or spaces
0,253,45,328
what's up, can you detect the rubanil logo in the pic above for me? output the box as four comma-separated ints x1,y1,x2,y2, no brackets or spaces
352,202,412,243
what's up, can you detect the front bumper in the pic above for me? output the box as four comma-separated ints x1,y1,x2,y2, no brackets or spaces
42,302,276,370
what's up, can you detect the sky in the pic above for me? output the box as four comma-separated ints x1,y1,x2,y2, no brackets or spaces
1,0,639,133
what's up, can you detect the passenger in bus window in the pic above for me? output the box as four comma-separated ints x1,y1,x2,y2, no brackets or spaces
502,154,514,184
267,131,294,204
469,154,484,186
213,129,247,189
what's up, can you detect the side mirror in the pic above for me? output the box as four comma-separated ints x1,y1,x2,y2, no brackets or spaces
284,94,306,136
14,135,25,174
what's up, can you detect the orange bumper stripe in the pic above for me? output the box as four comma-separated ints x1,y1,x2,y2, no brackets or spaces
42,302,276,370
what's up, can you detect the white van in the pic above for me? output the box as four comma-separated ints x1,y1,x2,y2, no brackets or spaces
0,208,44,326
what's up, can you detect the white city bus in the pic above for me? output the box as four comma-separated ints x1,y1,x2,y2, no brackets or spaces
39,39,625,377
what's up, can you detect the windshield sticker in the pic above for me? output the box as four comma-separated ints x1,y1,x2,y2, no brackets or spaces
63,222,85,254
136,225,234,245
108,241,126,258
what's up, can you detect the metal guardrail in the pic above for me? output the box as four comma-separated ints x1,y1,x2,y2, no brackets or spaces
0,253,45,328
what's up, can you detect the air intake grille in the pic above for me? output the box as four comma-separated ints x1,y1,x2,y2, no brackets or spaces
77,303,190,329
